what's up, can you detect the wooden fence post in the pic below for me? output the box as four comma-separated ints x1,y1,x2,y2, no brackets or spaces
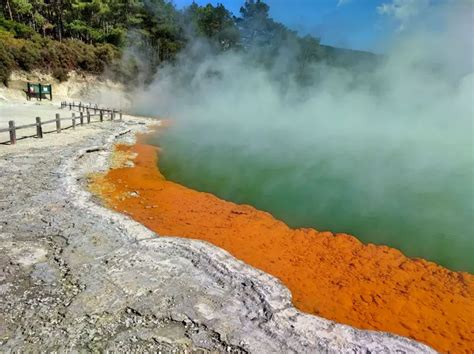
119,111,123,121
110,110,114,121
87,111,91,124
8,120,16,145
72,113,76,129
80,112,84,126
55,113,61,133
69,102,72,110
100,110,103,122
79,102,82,112
36,117,43,138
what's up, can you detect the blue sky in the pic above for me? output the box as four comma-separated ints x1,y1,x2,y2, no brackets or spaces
172,0,440,53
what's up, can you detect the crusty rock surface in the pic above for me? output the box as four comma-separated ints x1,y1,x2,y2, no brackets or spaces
0,117,436,353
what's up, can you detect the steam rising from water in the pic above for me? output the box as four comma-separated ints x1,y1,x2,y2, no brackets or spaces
132,2,473,272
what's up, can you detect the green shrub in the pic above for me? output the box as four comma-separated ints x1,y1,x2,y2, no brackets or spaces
0,41,14,86
102,28,126,47
0,18,35,39
52,67,69,82
15,44,41,71
0,26,123,85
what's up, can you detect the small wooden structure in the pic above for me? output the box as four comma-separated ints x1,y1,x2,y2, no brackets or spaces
1,101,122,145
24,83,53,101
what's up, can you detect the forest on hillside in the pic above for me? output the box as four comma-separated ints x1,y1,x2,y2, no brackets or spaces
0,0,377,85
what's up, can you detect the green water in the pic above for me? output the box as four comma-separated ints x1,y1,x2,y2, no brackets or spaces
151,129,474,273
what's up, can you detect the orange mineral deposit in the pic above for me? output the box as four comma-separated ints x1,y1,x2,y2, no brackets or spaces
90,137,474,353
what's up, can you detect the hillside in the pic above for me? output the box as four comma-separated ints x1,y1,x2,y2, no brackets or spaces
1,0,379,86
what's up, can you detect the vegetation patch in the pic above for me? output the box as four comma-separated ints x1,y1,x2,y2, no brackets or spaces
0,0,376,86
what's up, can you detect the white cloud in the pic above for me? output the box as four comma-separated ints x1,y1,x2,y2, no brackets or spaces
337,0,352,7
377,0,430,31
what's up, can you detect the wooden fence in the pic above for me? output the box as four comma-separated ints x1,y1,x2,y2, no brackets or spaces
1,101,122,145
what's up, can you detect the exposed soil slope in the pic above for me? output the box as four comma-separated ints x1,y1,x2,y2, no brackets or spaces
91,140,474,353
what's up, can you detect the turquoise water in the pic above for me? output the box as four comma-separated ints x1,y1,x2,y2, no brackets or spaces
151,127,474,273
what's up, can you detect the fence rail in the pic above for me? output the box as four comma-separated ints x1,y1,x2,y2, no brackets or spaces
1,101,122,145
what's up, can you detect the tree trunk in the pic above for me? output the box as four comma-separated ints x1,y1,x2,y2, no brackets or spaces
57,0,63,41
5,0,13,20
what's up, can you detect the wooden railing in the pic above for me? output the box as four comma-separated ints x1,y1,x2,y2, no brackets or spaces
1,101,122,145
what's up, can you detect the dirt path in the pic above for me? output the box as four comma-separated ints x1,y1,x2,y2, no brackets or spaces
91,139,474,353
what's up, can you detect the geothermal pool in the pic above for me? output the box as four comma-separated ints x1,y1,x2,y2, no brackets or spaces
91,137,474,353
154,130,474,273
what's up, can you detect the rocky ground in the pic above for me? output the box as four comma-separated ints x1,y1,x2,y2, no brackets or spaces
0,112,436,352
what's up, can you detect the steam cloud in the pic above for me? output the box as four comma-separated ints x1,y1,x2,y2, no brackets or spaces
130,1,473,271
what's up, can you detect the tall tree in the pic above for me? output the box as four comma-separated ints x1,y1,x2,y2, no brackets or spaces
190,3,239,50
